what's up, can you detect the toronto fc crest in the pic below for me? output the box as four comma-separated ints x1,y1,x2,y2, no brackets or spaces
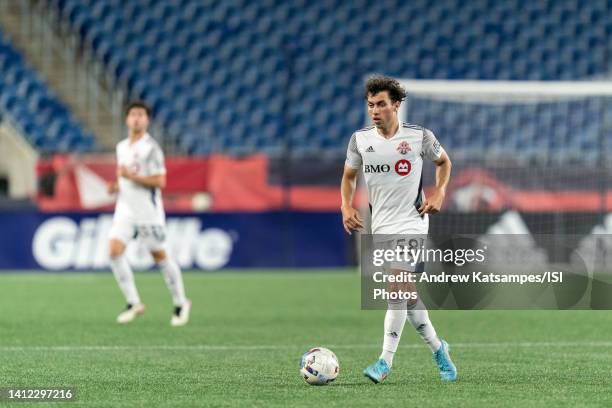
396,141,411,154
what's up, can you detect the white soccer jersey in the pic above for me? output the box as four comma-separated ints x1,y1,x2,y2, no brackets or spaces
345,122,444,235
114,133,166,226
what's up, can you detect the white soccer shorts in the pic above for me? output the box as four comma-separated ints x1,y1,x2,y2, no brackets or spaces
376,233,428,272
109,219,166,252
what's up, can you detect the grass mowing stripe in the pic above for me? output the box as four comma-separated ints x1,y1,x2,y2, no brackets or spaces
3,341,612,352
1,271,611,407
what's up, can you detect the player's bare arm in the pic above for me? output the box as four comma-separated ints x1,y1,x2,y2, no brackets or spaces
340,165,364,234
419,150,452,216
118,165,166,189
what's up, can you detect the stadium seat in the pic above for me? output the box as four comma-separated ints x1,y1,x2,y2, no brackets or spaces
0,28,96,152
39,0,611,159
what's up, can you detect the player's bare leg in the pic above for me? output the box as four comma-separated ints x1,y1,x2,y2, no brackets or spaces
109,238,145,323
151,249,191,326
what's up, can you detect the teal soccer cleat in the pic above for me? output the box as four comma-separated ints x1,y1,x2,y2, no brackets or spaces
433,339,457,382
363,358,391,384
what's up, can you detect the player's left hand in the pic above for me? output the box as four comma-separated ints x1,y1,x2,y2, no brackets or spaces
418,189,445,216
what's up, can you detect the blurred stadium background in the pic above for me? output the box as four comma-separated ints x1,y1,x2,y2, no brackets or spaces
0,0,610,271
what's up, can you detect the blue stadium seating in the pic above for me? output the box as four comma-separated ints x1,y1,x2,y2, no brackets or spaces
0,30,96,153
41,0,612,159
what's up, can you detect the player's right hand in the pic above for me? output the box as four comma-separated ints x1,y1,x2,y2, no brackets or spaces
341,205,364,234
107,182,118,194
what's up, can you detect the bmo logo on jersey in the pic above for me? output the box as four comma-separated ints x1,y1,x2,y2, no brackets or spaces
364,164,391,173
395,159,411,176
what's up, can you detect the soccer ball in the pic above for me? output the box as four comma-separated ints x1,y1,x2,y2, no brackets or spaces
299,347,339,385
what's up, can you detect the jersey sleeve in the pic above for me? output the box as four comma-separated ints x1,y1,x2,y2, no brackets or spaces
422,128,444,162
345,133,362,169
147,144,167,175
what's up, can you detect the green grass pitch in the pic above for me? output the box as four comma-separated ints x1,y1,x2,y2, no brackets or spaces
1,270,611,407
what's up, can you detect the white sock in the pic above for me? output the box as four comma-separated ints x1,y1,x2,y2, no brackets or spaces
406,299,442,353
379,300,407,367
159,258,187,306
110,255,141,305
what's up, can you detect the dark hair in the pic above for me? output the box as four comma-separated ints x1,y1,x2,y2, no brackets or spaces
364,75,407,103
125,101,151,117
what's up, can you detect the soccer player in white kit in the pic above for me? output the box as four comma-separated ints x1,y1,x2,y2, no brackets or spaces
107,101,191,326
341,76,457,383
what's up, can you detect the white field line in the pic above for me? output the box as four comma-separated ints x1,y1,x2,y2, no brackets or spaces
1,341,612,352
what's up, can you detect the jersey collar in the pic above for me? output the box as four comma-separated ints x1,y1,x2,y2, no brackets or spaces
128,132,151,146
374,121,401,141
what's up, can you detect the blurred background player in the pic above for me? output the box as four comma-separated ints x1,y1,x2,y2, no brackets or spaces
341,76,456,383
107,101,191,326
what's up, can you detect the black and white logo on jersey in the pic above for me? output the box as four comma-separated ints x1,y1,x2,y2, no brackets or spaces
365,145,375,153
364,164,390,173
